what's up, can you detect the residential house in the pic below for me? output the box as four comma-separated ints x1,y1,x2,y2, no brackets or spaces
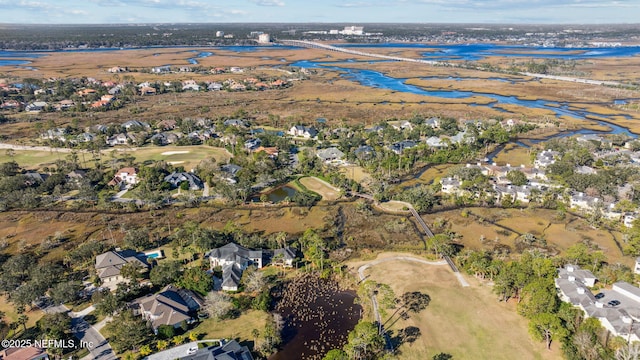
556,266,640,343
122,120,150,131
570,192,600,212
272,247,297,268
177,340,253,360
164,172,204,190
207,242,264,291
534,150,560,168
182,82,200,91
41,128,67,142
389,140,416,155
289,125,318,139
244,138,262,150
223,119,246,127
140,86,157,95
254,146,279,158
577,134,604,143
450,131,473,145
391,121,413,131
0,347,49,360
106,133,132,146
624,213,638,228
425,117,440,128
25,101,47,112
152,66,171,74
316,147,345,163
66,170,87,185
156,119,177,130
95,249,149,289
494,184,531,203
426,136,447,148
132,285,203,333
108,167,139,187
207,82,223,91
0,99,22,110
23,172,49,186
108,66,127,73
220,164,242,184
150,132,179,146
56,99,75,111
575,165,598,175
440,177,461,194
354,145,375,159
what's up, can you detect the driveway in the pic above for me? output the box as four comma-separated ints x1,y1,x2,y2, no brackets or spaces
63,306,116,360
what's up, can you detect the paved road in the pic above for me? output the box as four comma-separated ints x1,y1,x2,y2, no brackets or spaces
59,306,116,360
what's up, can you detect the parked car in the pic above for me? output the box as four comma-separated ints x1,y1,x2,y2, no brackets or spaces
187,346,198,355
608,300,621,306
595,293,605,299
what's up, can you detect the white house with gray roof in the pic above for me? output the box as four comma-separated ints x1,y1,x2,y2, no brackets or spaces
556,264,640,343
207,243,264,291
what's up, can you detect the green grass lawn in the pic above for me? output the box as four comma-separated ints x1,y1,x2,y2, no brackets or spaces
193,310,269,342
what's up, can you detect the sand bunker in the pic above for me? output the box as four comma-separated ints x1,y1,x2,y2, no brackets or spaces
161,151,190,155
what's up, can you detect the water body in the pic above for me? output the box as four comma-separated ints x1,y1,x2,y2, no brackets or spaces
187,51,214,65
291,60,637,138
252,185,298,203
337,43,640,61
271,275,361,360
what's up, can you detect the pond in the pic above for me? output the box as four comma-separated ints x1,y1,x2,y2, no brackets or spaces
253,185,298,203
270,274,362,360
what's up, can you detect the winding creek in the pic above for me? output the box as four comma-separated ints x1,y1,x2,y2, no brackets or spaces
290,59,639,142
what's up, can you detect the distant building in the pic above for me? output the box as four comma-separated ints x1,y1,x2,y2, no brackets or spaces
216,31,224,37
341,26,364,35
258,33,271,43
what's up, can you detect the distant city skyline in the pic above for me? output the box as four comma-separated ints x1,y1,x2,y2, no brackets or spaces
0,0,637,25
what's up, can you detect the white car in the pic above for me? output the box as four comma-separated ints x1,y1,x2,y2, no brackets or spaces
187,346,198,355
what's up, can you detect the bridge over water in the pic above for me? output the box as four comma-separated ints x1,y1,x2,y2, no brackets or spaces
279,39,448,66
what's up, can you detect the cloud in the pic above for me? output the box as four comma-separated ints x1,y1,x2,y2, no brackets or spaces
248,0,285,6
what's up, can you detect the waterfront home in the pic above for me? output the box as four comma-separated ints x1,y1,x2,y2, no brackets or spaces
207,242,264,291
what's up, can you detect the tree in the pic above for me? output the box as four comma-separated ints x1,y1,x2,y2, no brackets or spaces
92,288,121,316
120,262,144,282
506,170,528,186
178,267,212,296
433,354,453,360
123,227,151,251
323,349,349,360
343,321,385,360
241,267,266,293
103,310,152,352
204,291,233,320
518,278,559,319
157,324,175,339
528,313,568,350
49,281,82,304
37,312,71,338
150,260,183,287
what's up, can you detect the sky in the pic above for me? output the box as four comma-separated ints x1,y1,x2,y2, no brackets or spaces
0,0,638,25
